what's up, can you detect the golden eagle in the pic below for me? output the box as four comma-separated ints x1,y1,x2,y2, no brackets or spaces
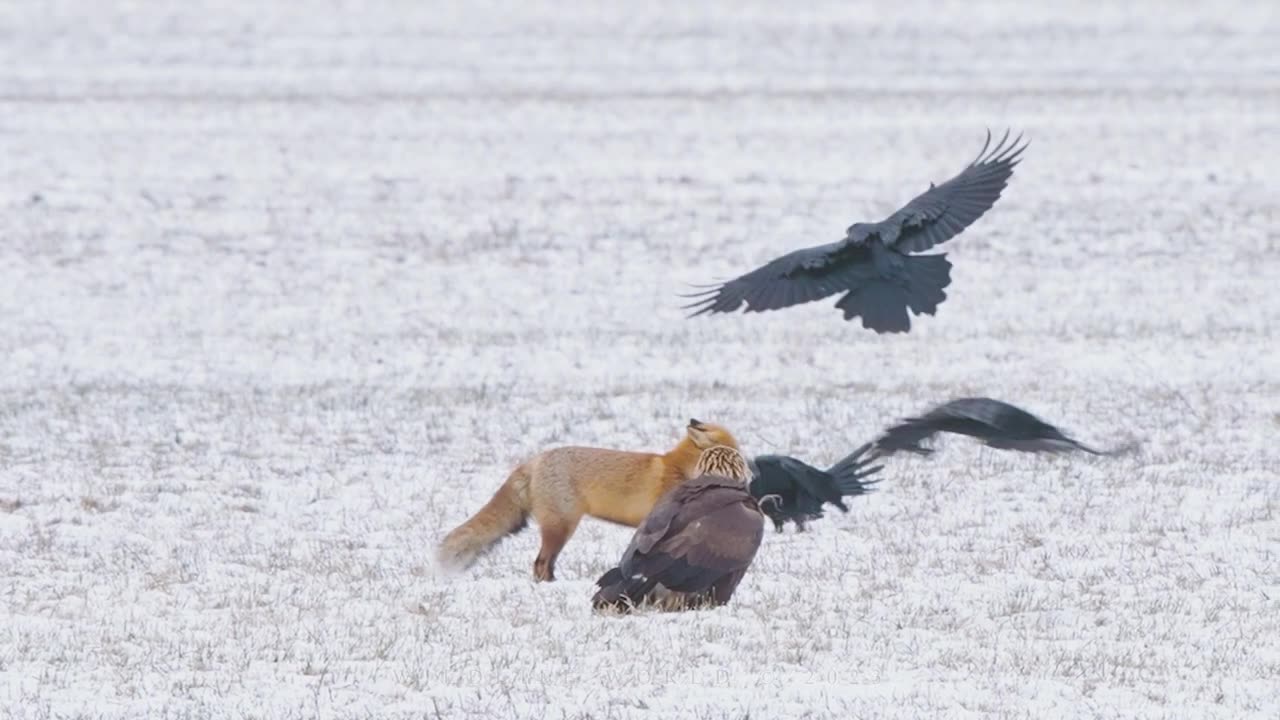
592,446,764,613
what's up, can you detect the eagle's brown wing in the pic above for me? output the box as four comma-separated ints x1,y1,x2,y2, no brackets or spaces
593,477,764,612
615,475,743,567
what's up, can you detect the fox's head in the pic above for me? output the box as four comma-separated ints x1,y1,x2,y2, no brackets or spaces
685,418,739,451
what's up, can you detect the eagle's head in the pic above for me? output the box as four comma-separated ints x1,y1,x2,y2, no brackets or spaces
693,445,751,482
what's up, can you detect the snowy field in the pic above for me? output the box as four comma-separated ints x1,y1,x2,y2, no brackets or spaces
2,1,1279,718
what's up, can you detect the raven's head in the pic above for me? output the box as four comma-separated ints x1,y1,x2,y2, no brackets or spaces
845,222,873,241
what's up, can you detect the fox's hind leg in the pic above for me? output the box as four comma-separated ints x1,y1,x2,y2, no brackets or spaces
531,511,581,582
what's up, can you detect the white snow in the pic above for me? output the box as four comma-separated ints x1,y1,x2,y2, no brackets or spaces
1,1,1278,718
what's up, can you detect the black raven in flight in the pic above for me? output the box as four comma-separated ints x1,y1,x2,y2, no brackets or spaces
682,129,1028,333
747,442,884,533
871,397,1120,457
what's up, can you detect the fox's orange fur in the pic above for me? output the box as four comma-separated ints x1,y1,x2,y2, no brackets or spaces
435,419,739,582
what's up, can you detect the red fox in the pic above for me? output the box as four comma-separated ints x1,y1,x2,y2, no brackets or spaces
435,419,740,581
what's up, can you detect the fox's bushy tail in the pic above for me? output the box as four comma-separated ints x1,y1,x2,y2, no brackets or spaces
436,464,532,572
834,253,952,333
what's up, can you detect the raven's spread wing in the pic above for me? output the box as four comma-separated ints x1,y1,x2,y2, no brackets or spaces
860,129,1027,255
928,398,1110,455
925,397,1041,429
681,241,877,317
682,129,1025,320
872,396,1044,455
873,396,1112,456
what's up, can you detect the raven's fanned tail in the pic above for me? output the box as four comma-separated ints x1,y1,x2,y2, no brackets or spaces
834,254,952,333
826,442,885,495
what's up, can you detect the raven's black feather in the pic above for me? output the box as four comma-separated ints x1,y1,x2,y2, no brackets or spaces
747,443,884,532
872,397,1129,457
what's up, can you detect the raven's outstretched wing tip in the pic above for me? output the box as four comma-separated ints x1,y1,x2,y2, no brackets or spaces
676,288,719,299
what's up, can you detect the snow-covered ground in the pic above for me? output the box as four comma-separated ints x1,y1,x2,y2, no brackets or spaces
2,2,1278,718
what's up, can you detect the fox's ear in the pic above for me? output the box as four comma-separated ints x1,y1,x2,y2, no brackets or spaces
688,418,704,429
